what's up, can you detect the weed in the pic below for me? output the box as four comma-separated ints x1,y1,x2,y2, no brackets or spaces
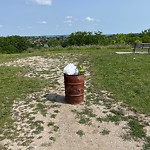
96,117,103,123
121,133,132,141
102,100,113,109
41,142,51,147
74,107,96,125
96,115,121,124
71,109,77,113
47,121,55,127
0,144,7,150
36,103,47,116
31,120,44,134
96,109,126,124
78,107,96,118
78,116,91,125
92,97,102,105
53,125,59,132
22,139,33,146
54,110,59,113
100,128,110,135
143,136,150,150
51,114,57,119
127,119,146,140
121,117,150,149
110,109,124,116
49,136,56,141
76,130,85,137
50,104,61,108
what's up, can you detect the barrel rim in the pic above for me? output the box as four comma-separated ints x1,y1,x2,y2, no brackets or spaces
64,74,84,77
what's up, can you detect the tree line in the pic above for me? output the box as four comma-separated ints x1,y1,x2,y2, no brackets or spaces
0,29,150,53
63,29,150,46
0,36,30,53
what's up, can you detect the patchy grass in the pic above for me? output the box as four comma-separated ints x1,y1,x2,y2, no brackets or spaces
96,109,126,125
143,136,150,150
31,120,44,134
0,66,49,134
124,118,150,149
72,107,96,125
47,121,59,132
0,48,150,149
127,119,146,140
0,144,7,150
36,103,47,116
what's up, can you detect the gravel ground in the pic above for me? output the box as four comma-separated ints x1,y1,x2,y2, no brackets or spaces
0,54,149,150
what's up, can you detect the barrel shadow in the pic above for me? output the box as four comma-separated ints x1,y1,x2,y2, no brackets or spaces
44,93,66,104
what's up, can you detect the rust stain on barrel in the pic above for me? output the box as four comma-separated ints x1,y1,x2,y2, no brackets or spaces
64,74,84,104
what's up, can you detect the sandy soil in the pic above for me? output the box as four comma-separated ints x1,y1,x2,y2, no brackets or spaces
0,54,149,150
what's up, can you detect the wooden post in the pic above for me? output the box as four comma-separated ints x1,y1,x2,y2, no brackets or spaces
133,43,136,53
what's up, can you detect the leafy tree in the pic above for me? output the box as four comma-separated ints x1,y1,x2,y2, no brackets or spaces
141,29,150,35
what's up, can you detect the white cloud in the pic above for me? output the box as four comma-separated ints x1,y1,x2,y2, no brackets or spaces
64,16,73,27
39,21,47,24
64,20,72,23
32,0,52,6
85,17,94,22
66,16,73,19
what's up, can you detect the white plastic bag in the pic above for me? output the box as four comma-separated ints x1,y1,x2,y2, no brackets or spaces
63,63,79,75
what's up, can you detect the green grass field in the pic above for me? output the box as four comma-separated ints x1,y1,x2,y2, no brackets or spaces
90,49,150,114
0,47,149,135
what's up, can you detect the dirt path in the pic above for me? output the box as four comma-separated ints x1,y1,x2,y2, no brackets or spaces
0,54,149,150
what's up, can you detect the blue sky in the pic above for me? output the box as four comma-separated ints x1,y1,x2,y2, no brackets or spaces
0,0,150,36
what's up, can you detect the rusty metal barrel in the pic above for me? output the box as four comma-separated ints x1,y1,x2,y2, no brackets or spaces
64,74,84,104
